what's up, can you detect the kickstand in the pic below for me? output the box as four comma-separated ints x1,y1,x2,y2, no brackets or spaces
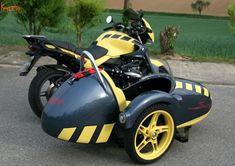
175,126,191,143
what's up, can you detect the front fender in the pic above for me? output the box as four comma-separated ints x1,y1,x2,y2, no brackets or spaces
120,90,181,129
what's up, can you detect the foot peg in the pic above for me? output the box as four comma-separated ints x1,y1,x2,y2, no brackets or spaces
175,126,191,143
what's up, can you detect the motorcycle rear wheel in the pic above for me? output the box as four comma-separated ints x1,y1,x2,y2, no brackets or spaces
28,68,67,118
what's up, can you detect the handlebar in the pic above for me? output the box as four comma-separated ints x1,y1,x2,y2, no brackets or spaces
103,21,140,38
103,22,126,31
103,19,147,38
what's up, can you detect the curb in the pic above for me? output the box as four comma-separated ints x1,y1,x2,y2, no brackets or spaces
1,63,235,86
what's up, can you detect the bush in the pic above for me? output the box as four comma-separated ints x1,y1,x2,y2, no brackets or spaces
0,10,7,21
0,0,7,21
228,1,235,35
159,26,179,55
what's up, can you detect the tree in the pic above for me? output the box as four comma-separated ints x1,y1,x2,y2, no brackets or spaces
68,0,104,47
191,0,211,15
228,1,235,35
123,0,131,9
0,10,7,21
13,0,65,35
0,0,7,21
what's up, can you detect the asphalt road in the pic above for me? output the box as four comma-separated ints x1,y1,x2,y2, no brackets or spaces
0,66,234,166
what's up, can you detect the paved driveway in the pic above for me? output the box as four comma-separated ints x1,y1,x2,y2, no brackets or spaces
0,66,234,166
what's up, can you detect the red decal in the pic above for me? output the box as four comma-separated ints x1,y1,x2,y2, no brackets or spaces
48,98,64,105
188,101,211,111
74,73,84,79
73,68,103,79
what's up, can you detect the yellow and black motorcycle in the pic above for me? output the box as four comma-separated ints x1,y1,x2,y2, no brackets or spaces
21,8,169,118
40,9,212,164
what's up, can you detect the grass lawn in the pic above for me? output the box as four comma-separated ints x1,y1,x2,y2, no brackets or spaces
0,12,235,63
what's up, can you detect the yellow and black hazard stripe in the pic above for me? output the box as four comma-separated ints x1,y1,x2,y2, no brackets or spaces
100,33,142,46
57,123,115,144
102,33,133,42
175,81,211,98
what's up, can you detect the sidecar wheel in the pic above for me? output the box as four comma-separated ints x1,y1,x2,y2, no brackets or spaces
124,104,175,164
28,68,67,118
112,125,124,148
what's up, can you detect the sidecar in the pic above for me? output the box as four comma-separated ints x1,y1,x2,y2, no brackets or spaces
41,51,212,164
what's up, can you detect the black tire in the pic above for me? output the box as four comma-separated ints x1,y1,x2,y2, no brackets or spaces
28,68,67,118
111,125,125,148
124,104,175,164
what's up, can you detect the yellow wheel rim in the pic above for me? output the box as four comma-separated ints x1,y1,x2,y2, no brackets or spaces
134,110,174,160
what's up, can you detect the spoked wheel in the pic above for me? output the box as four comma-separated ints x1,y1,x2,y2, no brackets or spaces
125,104,175,164
28,68,69,118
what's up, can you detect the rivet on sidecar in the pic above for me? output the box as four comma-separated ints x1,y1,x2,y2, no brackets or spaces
119,113,126,124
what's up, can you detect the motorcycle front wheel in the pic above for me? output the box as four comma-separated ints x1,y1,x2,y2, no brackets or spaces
28,68,69,118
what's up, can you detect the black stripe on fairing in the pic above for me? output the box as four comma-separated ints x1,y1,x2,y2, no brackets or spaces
111,34,121,39
102,34,112,39
69,127,83,143
121,36,131,41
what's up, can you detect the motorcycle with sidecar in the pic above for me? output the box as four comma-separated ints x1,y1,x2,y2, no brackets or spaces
41,10,212,164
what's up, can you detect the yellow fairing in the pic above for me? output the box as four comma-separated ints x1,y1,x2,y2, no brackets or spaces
76,126,97,143
96,123,115,143
175,81,211,98
177,111,210,129
150,59,164,67
46,31,137,68
57,123,115,144
45,44,80,59
143,18,155,42
100,70,127,112
57,127,76,141
45,44,56,49
96,31,135,59
85,56,110,68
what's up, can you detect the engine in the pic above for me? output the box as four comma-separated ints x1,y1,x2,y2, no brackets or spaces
102,57,150,89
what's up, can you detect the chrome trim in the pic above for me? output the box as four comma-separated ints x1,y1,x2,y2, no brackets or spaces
80,51,108,91
23,35,46,38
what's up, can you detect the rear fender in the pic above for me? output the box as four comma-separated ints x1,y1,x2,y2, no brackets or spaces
19,51,43,76
37,65,73,74
119,90,181,129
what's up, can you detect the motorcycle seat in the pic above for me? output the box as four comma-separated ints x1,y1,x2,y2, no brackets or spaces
86,44,108,60
49,40,84,55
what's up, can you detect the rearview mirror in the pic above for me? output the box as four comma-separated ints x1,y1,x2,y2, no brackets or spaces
106,16,113,24
139,10,144,18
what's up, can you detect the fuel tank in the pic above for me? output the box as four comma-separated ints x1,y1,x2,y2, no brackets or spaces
95,31,137,58
41,74,119,144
